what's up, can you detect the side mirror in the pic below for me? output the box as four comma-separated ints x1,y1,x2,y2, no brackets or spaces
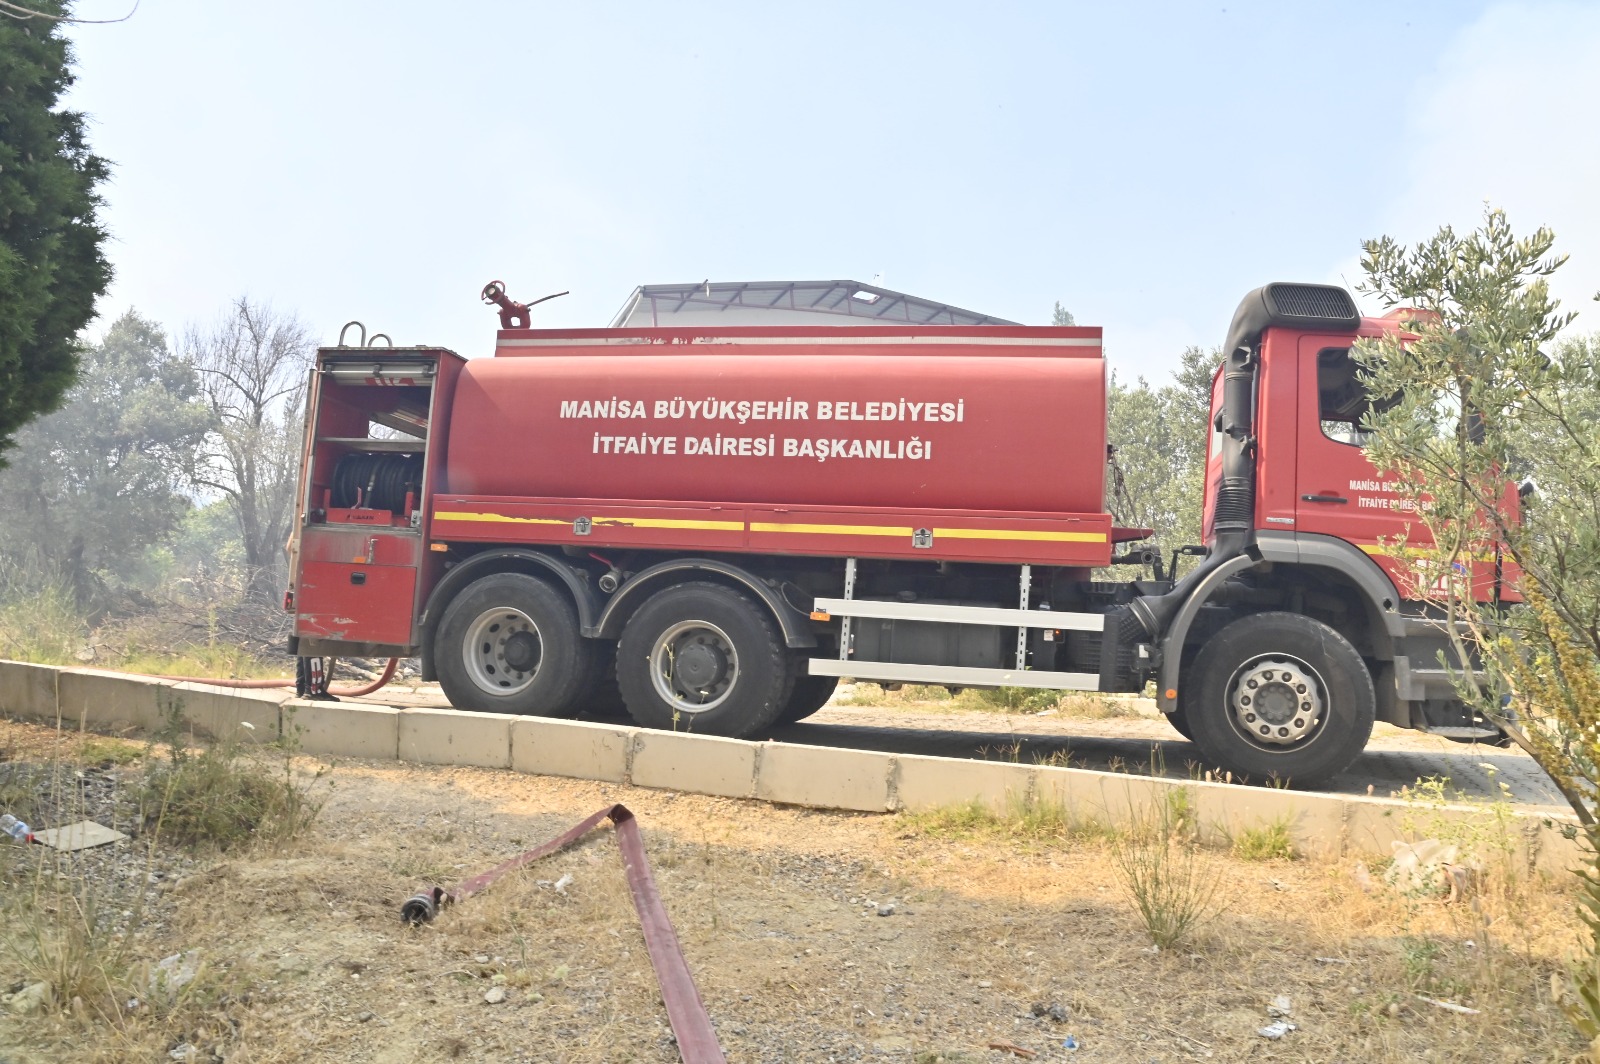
1518,477,1537,501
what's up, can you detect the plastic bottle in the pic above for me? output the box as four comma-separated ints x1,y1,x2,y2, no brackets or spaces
0,813,33,843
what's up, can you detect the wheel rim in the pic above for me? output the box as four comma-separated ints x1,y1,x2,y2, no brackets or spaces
462,607,544,696
1226,654,1325,749
650,619,739,714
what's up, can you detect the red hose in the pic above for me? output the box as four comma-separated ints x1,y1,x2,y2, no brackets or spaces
154,657,401,697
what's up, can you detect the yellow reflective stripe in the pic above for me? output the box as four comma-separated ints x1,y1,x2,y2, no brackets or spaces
751,522,1106,543
750,522,913,537
934,528,1106,543
434,511,740,531
594,517,743,531
1357,542,1495,562
435,511,568,525
441,512,1108,544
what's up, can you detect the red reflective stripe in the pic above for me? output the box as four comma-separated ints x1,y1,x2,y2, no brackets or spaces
412,805,726,1064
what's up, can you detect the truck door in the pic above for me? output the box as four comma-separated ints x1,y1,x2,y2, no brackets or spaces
1293,340,1415,568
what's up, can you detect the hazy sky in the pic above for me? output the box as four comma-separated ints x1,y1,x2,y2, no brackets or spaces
61,0,1600,381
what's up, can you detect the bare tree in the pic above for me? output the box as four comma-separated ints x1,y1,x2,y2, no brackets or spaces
184,298,313,603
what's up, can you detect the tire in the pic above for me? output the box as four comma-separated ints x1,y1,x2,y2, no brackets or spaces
435,573,594,717
1166,700,1195,741
617,581,793,736
574,645,632,722
775,666,838,726
1165,651,1197,740
1185,611,1374,787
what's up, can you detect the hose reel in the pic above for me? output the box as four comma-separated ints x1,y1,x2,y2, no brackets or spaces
331,452,423,512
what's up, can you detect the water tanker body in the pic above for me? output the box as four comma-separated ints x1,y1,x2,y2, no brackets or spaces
291,280,1518,790
443,328,1109,518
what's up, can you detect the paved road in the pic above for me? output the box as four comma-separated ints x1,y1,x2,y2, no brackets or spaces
355,684,1568,812
774,706,1567,811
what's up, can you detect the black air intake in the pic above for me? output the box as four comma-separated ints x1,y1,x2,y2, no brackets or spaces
1098,605,1148,693
1261,283,1359,329
1211,477,1254,533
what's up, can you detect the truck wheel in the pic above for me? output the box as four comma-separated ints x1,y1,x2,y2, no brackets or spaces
617,582,792,736
1166,700,1195,741
1166,652,1197,740
574,644,631,722
1186,612,1374,787
435,573,593,717
775,666,838,726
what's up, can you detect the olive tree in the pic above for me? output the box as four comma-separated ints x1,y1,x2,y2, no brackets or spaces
1353,206,1600,1038
0,310,209,605
1105,346,1222,561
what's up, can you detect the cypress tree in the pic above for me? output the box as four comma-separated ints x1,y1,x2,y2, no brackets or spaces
0,3,112,467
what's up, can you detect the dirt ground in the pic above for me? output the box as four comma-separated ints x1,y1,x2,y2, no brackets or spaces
0,716,1588,1064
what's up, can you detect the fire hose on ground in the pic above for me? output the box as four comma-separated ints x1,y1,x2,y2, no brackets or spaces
154,656,400,698
401,803,726,1064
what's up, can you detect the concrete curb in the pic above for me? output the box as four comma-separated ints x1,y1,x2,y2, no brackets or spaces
0,659,1581,874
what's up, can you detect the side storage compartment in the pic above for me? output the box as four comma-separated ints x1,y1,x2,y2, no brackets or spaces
295,527,421,647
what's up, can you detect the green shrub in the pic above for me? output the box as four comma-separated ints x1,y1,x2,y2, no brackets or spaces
1232,817,1296,861
140,697,323,851
1111,797,1220,949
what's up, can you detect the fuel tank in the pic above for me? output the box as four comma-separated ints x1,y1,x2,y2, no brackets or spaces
443,325,1107,517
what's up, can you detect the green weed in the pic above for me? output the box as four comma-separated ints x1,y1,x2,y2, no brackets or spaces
900,794,1114,847
1110,795,1221,949
1233,817,1296,861
76,737,143,767
139,695,324,852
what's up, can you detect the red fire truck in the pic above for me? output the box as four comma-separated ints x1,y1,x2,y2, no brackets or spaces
286,282,1511,786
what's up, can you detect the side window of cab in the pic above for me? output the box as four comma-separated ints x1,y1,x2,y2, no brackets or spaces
1317,347,1373,447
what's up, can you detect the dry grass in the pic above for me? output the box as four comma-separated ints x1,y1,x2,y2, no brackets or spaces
138,698,325,852
0,712,326,1063
0,717,1588,1062
0,572,288,680
900,793,1116,849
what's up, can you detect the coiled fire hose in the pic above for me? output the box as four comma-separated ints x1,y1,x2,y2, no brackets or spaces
155,657,399,697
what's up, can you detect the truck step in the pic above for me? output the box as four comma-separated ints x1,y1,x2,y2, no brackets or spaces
812,597,1104,631
1402,615,1474,638
1422,725,1500,740
1408,667,1461,687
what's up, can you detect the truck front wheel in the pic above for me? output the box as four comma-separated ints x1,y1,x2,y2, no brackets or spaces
1186,612,1373,787
435,573,594,717
617,582,793,736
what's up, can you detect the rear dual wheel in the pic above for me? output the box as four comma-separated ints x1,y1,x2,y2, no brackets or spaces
618,582,793,736
776,668,839,725
436,573,595,717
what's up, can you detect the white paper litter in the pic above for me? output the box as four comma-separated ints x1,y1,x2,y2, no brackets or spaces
37,820,128,852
